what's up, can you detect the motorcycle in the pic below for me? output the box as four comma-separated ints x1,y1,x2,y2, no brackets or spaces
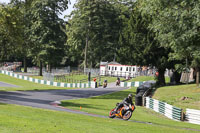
103,81,107,88
109,103,135,120
116,80,120,86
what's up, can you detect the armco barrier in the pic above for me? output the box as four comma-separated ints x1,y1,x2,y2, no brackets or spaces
120,81,145,87
186,109,200,125
0,70,93,88
145,97,183,121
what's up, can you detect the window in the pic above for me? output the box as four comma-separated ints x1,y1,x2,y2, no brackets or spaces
120,67,123,71
126,67,128,71
109,66,110,70
133,67,135,72
115,67,117,71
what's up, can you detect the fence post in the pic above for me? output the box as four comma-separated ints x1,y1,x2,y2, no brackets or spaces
181,110,185,121
88,72,91,82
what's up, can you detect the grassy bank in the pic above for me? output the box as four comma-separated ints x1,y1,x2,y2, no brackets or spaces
153,83,200,110
0,101,199,133
128,76,170,83
0,74,73,91
129,76,155,82
60,87,200,131
30,75,120,83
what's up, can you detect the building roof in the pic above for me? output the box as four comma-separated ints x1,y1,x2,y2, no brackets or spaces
100,61,121,66
100,61,108,66
108,61,120,65
100,61,136,67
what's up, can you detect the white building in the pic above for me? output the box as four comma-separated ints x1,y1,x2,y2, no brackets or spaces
100,61,138,78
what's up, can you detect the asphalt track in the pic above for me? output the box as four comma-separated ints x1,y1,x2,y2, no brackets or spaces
0,81,19,88
0,82,128,111
0,82,199,131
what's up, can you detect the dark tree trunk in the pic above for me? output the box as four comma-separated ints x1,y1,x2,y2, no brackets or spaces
84,35,88,72
157,69,166,86
39,60,42,76
174,71,181,84
196,67,199,87
23,57,27,72
49,64,52,73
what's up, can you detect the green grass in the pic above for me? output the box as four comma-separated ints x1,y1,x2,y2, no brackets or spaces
0,101,199,133
128,76,170,83
129,76,155,82
0,74,74,91
153,84,200,110
60,88,200,132
30,74,121,83
29,74,88,83
99,76,126,83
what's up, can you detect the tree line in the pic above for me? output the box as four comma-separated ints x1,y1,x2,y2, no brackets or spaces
0,0,200,86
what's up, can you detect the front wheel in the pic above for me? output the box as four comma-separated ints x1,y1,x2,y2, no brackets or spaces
109,109,116,118
122,110,132,120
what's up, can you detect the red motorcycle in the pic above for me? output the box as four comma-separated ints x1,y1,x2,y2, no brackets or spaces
109,103,135,120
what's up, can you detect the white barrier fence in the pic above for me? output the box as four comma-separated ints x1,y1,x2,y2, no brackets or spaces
145,97,183,121
0,70,94,88
120,81,145,87
185,109,200,125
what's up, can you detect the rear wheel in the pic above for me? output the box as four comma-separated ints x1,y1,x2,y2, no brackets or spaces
123,110,132,120
109,109,116,118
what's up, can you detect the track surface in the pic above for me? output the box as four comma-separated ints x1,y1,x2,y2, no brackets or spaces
0,81,19,88
0,82,199,131
0,82,127,110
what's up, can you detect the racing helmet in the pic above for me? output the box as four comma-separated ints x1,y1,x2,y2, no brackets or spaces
128,93,133,100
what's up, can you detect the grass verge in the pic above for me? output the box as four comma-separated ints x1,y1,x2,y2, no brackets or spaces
0,74,74,91
128,76,170,83
60,87,200,131
0,102,199,133
153,83,200,110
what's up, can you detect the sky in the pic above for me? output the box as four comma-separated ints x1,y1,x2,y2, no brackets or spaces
0,0,76,20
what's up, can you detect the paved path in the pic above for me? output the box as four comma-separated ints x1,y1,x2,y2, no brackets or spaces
0,83,127,110
0,81,19,88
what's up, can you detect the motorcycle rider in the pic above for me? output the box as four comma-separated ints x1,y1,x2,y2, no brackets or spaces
103,79,107,87
116,77,120,86
114,94,133,113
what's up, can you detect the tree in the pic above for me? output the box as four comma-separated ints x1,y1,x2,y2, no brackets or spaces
0,3,24,62
118,0,177,85
26,0,68,75
141,0,200,86
66,0,121,69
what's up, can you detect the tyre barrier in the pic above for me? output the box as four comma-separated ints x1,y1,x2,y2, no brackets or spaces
185,109,200,125
135,80,156,106
145,97,183,121
0,70,93,88
135,94,143,106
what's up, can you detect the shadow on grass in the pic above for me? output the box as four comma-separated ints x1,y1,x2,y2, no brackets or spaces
61,101,103,110
0,102,7,105
90,90,136,101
